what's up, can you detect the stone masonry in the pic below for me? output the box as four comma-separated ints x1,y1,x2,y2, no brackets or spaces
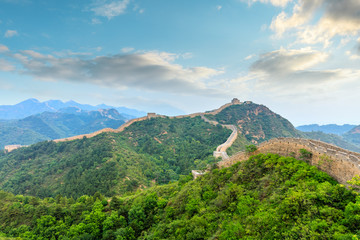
219,137,360,185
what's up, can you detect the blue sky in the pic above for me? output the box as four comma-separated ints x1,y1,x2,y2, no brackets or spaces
0,0,359,125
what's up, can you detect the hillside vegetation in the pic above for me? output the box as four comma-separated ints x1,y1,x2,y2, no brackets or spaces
206,103,302,144
1,153,360,239
204,102,360,153
0,108,126,149
0,116,230,199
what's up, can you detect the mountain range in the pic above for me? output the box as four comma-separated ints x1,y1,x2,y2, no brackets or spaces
296,124,356,135
0,107,127,149
1,99,360,199
0,98,146,120
1,99,360,239
296,123,360,151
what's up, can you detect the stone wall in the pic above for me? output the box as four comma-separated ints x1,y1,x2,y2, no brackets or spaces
219,137,360,185
53,99,242,143
4,145,23,153
53,116,149,142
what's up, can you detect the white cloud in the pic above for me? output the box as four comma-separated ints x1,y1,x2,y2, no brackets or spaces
270,0,360,46
0,59,15,71
121,47,134,53
242,0,292,7
4,30,18,38
91,18,102,24
251,48,328,75
0,44,9,52
8,49,224,96
216,5,222,10
245,54,256,60
91,0,130,19
228,48,360,99
181,52,193,59
346,39,360,60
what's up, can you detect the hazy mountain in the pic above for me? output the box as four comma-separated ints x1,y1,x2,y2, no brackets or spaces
0,98,146,120
343,125,360,147
0,108,127,149
301,131,360,153
296,124,356,135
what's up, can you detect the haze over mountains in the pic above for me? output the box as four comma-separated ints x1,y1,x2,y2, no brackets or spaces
0,107,129,149
0,98,146,120
296,124,360,152
296,124,356,136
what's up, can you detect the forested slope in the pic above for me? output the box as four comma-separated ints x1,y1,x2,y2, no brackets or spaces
0,116,230,199
1,153,360,239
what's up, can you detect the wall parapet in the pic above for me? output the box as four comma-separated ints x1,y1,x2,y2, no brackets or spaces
219,137,360,186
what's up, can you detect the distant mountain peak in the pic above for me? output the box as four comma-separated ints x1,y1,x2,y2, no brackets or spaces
0,98,145,120
20,98,40,104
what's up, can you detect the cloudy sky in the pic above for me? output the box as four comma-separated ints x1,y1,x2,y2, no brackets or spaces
0,0,359,125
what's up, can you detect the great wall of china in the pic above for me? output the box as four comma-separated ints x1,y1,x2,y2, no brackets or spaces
52,98,244,143
4,99,360,186
215,137,360,186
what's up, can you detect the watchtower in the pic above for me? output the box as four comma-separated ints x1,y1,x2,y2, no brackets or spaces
147,113,156,119
231,98,241,104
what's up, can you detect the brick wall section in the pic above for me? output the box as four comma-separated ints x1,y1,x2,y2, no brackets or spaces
53,100,243,143
219,137,360,185
53,116,149,142
4,145,23,152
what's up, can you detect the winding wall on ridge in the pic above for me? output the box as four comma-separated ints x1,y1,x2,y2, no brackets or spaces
53,100,243,143
219,137,360,185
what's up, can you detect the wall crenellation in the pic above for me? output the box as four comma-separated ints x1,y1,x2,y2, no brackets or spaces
219,137,360,185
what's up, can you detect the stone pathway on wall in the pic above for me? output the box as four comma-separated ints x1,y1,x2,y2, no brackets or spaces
200,115,238,161
192,115,239,179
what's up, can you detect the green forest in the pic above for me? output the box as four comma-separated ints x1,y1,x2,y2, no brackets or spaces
205,103,302,144
0,116,230,199
1,153,360,239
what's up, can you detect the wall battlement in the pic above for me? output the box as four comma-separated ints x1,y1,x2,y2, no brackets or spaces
219,137,360,185
53,99,244,143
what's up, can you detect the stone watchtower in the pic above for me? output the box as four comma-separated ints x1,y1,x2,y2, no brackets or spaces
147,113,157,119
231,98,241,104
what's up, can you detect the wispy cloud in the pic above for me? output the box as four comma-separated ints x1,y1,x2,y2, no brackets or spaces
0,59,15,71
4,30,18,38
242,0,291,7
229,47,360,100
121,47,134,53
3,48,224,96
90,0,130,19
0,44,9,52
244,54,255,60
91,18,102,24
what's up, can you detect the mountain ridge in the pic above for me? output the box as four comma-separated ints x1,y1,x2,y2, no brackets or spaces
0,108,127,149
296,124,356,135
0,98,146,120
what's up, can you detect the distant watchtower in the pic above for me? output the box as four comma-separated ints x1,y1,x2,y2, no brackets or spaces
231,98,241,104
147,113,156,119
